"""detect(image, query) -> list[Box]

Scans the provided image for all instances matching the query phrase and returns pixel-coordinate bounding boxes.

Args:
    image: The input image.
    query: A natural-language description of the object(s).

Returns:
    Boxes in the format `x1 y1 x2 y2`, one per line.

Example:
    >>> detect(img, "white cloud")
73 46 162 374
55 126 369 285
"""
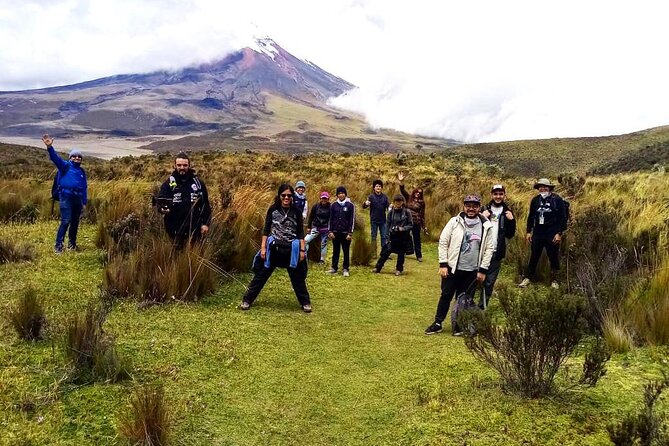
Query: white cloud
1 0 668 142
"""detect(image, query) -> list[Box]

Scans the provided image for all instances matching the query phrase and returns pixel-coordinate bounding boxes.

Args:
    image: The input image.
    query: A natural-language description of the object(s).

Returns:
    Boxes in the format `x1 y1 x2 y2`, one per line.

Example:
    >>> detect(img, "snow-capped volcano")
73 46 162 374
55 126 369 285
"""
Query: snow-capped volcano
0 38 354 137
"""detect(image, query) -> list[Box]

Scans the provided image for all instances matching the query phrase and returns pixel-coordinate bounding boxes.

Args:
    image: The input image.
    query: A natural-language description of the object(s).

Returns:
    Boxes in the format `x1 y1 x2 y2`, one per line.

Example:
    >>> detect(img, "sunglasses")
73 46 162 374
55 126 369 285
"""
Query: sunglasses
280 193 293 198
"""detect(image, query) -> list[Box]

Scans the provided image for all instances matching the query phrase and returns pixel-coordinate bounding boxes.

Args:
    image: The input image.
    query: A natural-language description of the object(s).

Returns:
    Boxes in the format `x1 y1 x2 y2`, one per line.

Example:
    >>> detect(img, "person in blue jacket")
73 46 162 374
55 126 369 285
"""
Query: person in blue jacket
42 134 88 254
363 179 390 255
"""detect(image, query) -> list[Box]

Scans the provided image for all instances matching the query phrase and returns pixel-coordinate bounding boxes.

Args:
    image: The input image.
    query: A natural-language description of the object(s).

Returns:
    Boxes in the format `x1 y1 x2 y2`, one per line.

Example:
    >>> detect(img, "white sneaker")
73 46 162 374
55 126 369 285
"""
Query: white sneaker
343 269 350 277
518 278 531 288
551 280 560 289
326 268 337 274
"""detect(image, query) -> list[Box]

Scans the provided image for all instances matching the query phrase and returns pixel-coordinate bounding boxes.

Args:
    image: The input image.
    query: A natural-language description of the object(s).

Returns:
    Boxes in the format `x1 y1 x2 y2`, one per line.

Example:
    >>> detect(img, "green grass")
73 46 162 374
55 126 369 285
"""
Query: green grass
1 221 668 445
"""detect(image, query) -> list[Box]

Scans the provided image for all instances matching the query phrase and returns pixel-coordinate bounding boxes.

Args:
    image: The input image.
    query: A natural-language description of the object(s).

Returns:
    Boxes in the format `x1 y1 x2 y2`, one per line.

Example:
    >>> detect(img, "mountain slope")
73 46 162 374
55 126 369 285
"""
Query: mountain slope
0 38 353 138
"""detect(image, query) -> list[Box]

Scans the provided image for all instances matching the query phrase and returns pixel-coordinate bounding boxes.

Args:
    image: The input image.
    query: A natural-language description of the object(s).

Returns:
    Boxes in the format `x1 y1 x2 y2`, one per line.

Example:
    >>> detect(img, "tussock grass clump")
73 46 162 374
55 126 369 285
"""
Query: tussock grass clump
629 263 669 345
0 238 36 264
119 384 171 446
351 213 373 266
463 286 609 397
6 287 46 341
64 303 129 383
602 311 635 353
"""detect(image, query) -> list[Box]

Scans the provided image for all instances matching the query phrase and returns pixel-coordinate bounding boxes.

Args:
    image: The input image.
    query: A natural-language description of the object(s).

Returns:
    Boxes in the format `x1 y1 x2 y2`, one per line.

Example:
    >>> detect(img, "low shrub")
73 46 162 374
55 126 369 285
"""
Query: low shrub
602 311 635 353
6 287 46 341
63 303 129 383
119 384 171 446
0 239 36 263
608 372 669 446
462 286 609 397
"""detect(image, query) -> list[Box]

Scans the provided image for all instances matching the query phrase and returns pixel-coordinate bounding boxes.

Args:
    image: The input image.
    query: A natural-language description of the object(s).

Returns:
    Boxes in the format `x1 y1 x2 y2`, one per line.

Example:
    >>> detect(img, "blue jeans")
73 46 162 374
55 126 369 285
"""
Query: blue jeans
305 229 329 261
370 221 388 251
56 194 83 249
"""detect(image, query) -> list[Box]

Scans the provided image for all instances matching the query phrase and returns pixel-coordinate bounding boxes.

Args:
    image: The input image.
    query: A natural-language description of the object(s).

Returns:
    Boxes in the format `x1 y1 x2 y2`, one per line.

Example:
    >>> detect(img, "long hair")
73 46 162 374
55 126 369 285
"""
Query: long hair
273 183 295 208
409 187 424 205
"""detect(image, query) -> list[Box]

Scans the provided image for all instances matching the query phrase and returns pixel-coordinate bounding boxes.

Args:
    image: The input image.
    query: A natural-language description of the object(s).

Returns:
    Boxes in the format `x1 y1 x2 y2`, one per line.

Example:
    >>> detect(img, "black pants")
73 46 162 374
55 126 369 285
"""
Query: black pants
375 232 407 272
434 270 478 324
243 254 310 306
526 234 560 280
411 225 422 259
331 232 351 271
479 257 502 308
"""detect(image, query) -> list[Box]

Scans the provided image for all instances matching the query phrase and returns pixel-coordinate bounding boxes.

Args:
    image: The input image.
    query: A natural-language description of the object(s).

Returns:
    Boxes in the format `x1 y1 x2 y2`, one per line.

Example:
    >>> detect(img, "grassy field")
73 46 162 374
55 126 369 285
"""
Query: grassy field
1 221 667 445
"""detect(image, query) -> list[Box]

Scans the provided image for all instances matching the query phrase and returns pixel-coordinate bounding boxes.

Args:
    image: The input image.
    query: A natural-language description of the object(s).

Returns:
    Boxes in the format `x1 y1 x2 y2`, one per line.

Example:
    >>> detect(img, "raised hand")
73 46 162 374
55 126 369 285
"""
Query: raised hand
397 171 406 182
42 134 54 148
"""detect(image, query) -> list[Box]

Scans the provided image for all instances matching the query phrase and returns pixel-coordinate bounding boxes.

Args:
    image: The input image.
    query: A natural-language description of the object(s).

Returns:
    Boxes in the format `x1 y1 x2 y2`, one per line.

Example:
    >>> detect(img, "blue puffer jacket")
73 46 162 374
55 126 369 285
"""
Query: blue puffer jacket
48 146 88 204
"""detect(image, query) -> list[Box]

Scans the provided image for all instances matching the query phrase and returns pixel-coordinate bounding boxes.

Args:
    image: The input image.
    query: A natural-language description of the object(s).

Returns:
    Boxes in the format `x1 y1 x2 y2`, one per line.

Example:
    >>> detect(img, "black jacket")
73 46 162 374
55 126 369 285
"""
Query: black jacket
483 201 517 260
158 170 212 237
307 202 331 229
387 207 413 253
526 193 568 237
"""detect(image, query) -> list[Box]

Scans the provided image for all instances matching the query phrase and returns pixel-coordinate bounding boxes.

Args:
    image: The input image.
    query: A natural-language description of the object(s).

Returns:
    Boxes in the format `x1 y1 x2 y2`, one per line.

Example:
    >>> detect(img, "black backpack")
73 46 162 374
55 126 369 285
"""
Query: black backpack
451 280 480 334
51 167 67 201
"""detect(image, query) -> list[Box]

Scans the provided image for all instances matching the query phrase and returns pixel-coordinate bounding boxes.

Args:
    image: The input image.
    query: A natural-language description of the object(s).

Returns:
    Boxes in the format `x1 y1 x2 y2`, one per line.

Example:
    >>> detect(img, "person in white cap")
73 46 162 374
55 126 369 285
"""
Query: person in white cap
480 184 516 307
519 178 568 289
294 181 308 220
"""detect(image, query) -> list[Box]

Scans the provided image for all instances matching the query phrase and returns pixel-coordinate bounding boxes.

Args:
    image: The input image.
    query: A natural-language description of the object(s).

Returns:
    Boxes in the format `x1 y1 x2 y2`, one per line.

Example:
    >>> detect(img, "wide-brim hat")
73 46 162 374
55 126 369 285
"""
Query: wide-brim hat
533 178 555 190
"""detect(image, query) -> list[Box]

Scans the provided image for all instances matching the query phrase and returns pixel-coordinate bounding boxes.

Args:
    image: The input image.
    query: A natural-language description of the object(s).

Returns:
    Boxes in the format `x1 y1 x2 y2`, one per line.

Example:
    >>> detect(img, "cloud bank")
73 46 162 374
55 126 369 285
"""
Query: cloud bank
1 0 668 142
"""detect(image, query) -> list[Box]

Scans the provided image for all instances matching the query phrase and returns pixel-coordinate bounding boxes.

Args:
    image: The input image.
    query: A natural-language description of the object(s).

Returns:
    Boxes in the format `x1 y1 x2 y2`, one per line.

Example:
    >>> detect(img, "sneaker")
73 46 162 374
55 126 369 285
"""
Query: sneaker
302 304 312 313
395 270 402 276
318 260 325 265
417 257 423 262
326 268 337 274
452 331 464 337
371 268 380 273
424 322 443 335
551 280 560 289
518 278 531 288
54 246 63 255
239 301 251 311
342 269 350 277
67 244 78 251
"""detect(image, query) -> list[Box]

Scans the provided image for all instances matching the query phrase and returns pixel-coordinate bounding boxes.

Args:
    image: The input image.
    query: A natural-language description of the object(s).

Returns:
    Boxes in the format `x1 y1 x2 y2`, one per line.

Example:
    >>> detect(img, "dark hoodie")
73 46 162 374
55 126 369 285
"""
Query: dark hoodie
158 170 212 237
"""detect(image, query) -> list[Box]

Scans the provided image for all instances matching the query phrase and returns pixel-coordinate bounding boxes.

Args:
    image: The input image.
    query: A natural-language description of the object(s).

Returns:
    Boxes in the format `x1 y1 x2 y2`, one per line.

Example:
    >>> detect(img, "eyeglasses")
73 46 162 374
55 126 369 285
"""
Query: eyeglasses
464 203 480 208
280 194 292 198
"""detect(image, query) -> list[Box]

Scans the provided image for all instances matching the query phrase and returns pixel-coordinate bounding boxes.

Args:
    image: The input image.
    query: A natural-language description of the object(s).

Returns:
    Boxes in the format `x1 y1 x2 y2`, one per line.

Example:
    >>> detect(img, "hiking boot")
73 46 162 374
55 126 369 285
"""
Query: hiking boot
302 304 312 313
395 270 402 276
342 269 350 277
326 268 337 274
551 280 560 289
518 278 531 288
371 268 380 273
239 301 251 311
424 322 443 335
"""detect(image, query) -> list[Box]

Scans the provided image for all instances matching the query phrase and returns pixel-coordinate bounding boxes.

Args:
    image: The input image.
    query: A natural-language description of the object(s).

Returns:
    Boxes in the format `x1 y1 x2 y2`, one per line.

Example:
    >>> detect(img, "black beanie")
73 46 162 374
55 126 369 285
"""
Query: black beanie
336 186 347 196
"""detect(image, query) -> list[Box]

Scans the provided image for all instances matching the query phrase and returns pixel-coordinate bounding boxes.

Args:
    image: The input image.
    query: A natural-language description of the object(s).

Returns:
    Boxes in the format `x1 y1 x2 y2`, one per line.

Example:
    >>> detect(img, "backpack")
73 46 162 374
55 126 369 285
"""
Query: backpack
451 280 480 334
551 194 571 225
50 166 69 201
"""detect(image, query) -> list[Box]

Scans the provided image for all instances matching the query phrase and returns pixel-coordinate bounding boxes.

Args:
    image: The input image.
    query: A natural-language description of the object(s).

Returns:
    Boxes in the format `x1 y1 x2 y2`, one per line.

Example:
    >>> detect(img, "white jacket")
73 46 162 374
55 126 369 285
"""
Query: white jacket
438 213 496 274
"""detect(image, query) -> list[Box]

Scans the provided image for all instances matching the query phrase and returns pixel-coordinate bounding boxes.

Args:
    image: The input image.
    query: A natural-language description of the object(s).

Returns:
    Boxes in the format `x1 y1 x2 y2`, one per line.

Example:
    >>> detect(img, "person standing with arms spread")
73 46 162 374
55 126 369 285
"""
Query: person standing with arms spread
157 152 212 247
327 186 355 277
425 194 496 335
398 171 427 262
240 184 312 312
363 179 390 256
480 184 516 308
42 134 87 254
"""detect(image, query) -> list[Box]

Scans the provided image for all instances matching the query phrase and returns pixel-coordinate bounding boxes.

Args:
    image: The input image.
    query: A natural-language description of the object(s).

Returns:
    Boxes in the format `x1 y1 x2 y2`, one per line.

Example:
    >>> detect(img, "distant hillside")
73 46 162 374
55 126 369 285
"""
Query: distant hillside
590 140 669 174
453 125 669 176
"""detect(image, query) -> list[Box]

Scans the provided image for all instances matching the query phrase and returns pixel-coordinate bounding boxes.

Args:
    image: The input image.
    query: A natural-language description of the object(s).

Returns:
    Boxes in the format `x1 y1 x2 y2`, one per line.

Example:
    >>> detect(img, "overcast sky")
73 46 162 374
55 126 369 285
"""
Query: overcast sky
1 0 667 142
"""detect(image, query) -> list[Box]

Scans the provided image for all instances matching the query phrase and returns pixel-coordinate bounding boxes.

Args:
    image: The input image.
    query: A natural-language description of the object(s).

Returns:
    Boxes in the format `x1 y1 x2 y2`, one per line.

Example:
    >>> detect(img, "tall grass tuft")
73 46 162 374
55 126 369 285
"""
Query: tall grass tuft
351 213 373 266
602 311 634 353
6 287 46 341
0 239 36 264
119 384 171 446
64 303 129 383
629 262 669 345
